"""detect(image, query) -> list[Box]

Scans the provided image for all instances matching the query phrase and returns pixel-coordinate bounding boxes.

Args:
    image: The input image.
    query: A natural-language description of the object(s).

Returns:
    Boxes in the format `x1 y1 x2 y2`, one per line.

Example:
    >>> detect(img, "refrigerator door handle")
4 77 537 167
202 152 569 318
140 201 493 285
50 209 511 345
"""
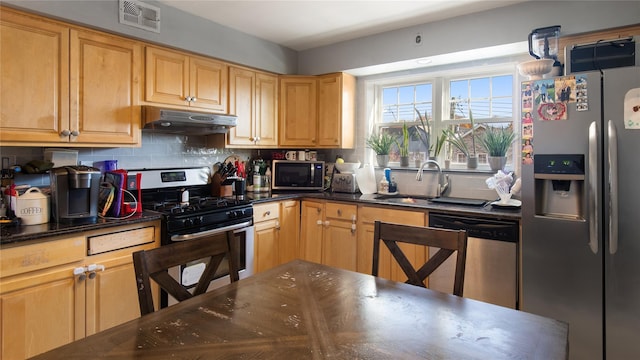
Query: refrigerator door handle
608 120 619 254
588 121 599 254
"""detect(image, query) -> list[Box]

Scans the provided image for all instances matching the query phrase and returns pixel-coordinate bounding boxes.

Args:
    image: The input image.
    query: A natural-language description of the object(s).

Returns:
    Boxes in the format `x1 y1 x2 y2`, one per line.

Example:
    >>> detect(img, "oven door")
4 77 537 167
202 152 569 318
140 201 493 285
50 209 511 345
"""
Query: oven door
163 222 254 308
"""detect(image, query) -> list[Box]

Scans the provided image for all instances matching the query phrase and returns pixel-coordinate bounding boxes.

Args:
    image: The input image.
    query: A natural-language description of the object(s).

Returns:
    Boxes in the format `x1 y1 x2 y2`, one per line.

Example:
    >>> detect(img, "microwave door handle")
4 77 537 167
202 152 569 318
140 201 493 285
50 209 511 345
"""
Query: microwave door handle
310 164 315 184
170 220 252 242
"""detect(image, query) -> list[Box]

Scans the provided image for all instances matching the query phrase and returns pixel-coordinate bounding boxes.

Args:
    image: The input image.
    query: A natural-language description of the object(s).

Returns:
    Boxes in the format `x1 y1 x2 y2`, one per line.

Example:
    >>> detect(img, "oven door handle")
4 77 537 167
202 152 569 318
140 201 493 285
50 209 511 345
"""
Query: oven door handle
170 221 253 242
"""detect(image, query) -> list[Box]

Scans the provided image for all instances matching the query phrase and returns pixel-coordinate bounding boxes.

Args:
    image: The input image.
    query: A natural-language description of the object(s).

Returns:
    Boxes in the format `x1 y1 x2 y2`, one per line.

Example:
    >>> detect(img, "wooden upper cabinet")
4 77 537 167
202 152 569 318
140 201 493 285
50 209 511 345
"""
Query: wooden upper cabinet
0 9 70 144
317 73 355 148
279 73 355 149
70 29 141 145
279 76 318 147
0 8 141 146
227 66 278 147
145 46 227 113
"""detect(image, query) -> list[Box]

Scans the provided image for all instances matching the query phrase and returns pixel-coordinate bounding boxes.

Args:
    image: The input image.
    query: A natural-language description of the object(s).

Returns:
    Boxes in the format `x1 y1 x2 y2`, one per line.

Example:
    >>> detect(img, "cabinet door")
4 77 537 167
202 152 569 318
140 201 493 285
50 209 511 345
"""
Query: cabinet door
0 10 70 144
279 76 317 147
323 219 357 271
84 257 141 336
254 219 279 273
1 267 84 359
145 46 190 106
317 73 355 148
300 200 324 263
189 56 227 112
279 200 300 264
70 29 141 145
255 72 278 146
357 206 425 282
228 67 256 146
317 74 342 147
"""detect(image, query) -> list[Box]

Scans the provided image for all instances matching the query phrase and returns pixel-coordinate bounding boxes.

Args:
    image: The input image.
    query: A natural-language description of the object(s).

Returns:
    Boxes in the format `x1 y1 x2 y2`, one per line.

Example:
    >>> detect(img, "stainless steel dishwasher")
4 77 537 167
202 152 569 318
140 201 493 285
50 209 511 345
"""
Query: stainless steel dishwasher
428 212 519 309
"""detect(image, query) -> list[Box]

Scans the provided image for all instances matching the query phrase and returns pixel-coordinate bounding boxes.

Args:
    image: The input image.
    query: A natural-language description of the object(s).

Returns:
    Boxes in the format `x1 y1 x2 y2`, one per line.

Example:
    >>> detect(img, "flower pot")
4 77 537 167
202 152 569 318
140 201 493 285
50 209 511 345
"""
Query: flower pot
400 156 409 167
488 156 507 172
466 156 478 169
444 159 451 169
376 154 389 168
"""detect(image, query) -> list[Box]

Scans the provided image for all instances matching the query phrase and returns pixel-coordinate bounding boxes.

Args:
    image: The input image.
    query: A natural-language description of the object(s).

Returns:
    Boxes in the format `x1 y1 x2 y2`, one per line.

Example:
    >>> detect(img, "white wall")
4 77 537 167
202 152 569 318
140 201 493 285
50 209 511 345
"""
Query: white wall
298 1 640 75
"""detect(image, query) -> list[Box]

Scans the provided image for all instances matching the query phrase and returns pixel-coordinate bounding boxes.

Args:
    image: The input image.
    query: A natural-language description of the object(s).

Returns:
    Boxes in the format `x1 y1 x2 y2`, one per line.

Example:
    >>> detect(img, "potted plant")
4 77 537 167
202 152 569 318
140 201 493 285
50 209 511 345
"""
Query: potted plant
395 121 410 167
366 131 395 167
445 106 478 169
480 126 515 171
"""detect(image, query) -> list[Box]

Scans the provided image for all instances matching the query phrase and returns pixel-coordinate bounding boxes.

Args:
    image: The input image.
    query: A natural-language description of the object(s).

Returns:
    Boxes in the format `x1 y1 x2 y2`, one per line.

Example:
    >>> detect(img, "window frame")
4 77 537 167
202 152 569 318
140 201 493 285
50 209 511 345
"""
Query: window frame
368 64 520 173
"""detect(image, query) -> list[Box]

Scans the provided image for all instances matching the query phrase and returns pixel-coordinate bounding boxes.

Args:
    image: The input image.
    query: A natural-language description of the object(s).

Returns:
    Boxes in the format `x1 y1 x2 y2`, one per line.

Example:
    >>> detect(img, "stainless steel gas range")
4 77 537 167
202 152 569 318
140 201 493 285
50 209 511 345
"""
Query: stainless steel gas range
130 167 254 308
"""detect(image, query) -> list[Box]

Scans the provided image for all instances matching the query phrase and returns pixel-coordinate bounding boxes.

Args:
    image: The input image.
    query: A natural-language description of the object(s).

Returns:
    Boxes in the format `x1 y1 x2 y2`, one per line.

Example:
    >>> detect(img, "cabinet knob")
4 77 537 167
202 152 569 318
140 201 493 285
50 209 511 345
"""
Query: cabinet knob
324 220 330 227
316 219 323 226
351 223 356 234
264 211 271 216
191 97 197 102
70 130 79 137
255 136 260 142
316 208 321 214
61 129 71 136
337 209 342 216
275 220 280 230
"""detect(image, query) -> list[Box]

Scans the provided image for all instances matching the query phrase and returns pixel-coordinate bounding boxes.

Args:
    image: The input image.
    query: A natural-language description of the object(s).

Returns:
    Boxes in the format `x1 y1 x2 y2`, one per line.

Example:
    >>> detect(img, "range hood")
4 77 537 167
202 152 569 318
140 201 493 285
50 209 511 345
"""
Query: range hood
142 106 237 135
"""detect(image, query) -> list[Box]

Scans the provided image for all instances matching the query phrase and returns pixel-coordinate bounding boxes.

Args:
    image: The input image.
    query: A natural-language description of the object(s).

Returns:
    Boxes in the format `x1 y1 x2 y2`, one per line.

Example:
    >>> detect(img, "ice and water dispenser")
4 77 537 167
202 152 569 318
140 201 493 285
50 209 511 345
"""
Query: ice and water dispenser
534 154 585 220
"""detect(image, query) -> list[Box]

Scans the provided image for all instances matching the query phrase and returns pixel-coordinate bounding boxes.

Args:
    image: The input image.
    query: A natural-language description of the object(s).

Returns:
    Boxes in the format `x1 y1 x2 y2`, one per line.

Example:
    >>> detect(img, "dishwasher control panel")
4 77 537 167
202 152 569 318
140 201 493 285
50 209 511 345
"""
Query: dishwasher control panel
429 213 519 242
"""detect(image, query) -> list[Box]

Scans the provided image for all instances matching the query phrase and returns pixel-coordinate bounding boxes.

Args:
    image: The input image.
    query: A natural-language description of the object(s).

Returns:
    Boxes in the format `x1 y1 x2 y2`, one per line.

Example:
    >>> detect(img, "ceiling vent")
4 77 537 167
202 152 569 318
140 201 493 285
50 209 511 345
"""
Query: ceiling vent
119 0 160 33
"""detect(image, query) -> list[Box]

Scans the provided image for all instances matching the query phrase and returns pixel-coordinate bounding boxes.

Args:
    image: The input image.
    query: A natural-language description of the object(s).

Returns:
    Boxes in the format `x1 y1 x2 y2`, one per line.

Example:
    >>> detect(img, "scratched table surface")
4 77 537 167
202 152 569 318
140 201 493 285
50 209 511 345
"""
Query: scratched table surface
32 259 568 359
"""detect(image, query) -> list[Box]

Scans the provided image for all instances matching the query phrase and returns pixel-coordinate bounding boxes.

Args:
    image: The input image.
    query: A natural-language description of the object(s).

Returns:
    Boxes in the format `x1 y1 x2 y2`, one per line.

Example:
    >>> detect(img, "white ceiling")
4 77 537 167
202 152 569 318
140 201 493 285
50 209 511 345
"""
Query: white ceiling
155 0 527 51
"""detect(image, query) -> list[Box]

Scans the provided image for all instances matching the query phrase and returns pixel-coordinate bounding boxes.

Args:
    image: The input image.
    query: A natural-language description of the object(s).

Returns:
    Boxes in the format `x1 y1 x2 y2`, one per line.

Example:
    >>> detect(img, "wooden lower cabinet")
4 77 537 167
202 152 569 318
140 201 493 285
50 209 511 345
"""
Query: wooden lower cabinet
300 200 358 272
356 206 426 282
278 200 300 264
253 200 300 273
0 220 160 359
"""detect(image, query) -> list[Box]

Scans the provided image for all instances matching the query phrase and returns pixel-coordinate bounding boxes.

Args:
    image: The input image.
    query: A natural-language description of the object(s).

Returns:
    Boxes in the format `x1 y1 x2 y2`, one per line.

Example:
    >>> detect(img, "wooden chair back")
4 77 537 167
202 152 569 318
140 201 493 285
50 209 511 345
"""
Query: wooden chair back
132 231 240 315
372 220 468 296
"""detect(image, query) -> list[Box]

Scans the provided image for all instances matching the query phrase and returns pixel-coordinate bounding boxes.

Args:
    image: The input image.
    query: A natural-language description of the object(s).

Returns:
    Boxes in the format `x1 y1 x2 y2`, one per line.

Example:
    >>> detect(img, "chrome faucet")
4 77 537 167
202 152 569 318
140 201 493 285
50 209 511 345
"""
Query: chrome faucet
416 160 449 197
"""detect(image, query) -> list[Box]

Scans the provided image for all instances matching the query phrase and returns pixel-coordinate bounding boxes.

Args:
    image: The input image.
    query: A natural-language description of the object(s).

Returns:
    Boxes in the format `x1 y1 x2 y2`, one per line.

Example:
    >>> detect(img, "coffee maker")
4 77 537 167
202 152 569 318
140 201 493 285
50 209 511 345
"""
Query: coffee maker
50 166 101 223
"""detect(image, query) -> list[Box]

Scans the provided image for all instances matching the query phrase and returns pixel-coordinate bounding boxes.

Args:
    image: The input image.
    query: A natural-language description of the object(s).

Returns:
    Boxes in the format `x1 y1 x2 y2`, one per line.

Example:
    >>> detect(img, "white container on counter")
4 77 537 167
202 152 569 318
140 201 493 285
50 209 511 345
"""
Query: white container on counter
355 163 377 194
16 187 49 225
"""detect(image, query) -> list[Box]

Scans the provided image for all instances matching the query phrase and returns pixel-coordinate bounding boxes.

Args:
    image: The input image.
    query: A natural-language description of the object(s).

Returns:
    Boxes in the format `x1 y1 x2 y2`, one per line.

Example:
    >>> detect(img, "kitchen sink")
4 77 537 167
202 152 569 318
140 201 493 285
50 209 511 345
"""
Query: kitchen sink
428 197 487 206
374 194 432 201
374 194 487 207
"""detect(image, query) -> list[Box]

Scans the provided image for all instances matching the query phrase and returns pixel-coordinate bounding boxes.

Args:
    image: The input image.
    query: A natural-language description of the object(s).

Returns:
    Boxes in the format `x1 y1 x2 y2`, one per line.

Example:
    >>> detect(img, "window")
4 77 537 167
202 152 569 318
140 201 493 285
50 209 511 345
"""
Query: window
372 66 517 171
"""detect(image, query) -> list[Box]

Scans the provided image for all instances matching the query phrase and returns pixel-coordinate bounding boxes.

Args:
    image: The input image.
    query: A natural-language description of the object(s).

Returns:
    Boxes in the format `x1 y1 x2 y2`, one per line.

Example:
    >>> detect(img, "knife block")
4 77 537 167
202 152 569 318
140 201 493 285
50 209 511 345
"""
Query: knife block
211 174 233 197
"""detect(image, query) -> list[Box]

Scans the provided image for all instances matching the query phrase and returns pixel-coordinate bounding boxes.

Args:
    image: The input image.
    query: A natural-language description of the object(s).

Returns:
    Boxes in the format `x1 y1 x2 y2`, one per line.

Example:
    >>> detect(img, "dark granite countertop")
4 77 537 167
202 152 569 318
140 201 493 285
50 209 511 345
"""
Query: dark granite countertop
2 191 520 246
0 211 163 246
248 191 521 221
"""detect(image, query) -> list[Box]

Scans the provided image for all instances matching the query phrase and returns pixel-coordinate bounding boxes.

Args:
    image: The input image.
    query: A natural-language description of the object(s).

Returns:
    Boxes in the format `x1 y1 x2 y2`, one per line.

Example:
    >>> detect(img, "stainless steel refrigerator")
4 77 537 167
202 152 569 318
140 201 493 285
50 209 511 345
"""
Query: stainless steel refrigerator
521 66 640 360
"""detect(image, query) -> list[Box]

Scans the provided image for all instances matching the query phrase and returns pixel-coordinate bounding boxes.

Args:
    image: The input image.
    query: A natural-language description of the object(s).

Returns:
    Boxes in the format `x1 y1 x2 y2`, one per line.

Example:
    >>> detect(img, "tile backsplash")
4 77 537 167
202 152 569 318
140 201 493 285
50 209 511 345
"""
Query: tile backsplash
2 132 253 187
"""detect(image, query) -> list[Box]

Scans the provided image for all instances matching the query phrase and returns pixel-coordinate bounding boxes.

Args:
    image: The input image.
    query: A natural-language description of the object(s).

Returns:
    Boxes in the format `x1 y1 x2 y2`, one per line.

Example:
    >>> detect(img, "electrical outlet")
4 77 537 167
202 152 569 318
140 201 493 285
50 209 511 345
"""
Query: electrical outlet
414 32 423 46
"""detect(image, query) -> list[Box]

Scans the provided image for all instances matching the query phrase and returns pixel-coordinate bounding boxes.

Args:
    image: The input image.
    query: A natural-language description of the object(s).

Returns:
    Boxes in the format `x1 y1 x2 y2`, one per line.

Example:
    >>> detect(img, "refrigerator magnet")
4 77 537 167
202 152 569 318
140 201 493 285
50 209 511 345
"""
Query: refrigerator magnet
624 88 640 129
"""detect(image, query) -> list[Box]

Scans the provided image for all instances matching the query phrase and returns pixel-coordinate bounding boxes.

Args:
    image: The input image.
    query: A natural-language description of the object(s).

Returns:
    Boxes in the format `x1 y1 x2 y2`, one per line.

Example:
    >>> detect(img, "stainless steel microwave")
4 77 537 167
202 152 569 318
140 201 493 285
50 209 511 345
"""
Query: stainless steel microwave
271 160 325 191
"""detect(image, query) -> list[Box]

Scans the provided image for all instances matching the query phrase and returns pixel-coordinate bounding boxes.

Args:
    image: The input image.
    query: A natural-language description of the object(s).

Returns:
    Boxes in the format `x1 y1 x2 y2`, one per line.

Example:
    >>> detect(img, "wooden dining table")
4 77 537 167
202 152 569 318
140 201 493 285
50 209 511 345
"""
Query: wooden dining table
32 259 568 359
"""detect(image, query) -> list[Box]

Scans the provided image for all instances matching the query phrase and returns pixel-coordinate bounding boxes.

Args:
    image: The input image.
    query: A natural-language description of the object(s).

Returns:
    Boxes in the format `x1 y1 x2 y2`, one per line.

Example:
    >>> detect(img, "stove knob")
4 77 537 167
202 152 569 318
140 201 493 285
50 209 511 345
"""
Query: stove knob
193 216 202 225
183 219 193 227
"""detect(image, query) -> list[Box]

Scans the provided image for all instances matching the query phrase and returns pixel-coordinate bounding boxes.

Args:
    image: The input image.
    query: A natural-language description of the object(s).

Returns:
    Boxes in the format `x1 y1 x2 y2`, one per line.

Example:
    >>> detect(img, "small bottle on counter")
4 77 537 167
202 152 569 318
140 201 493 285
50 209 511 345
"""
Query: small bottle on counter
388 176 397 193
253 165 261 192
379 177 389 194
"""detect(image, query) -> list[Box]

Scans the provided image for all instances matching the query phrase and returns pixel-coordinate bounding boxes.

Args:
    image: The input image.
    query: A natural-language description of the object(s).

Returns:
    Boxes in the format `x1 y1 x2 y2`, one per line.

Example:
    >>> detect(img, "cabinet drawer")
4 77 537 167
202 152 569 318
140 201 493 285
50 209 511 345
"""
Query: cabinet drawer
1 236 86 278
253 202 280 223
87 226 156 255
325 202 357 221
358 207 425 226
